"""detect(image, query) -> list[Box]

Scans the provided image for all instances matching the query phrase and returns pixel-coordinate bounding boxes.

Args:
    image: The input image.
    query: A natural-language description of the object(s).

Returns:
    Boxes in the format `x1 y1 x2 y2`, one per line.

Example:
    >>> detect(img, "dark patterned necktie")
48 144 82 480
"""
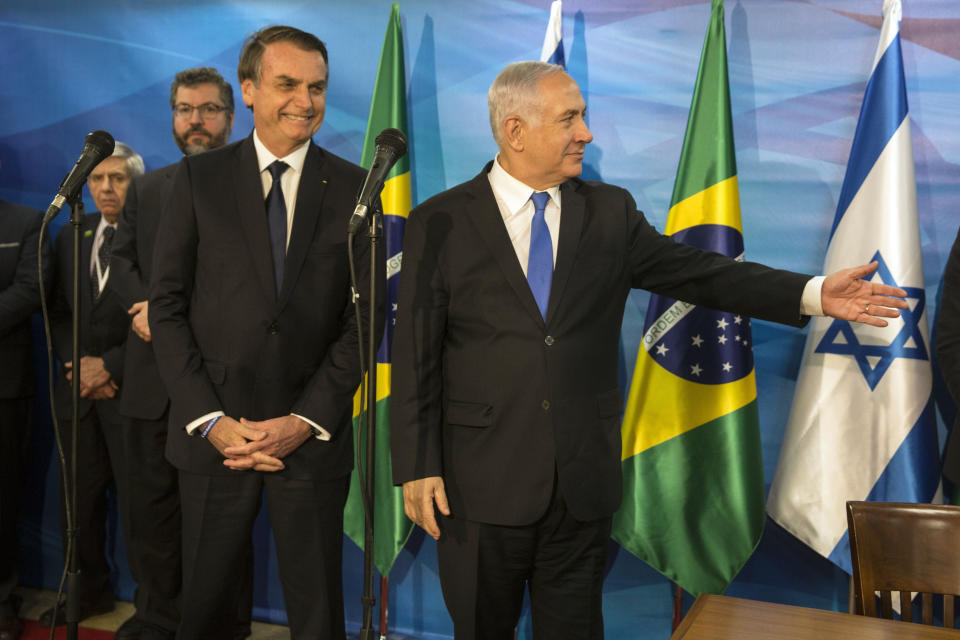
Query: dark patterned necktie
266 160 289 295
95 225 115 298
527 192 553 320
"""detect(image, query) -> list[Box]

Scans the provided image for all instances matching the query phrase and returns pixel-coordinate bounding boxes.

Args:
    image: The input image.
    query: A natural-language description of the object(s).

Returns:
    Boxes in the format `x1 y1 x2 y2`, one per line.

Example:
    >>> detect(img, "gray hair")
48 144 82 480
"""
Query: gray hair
112 142 145 178
487 61 565 147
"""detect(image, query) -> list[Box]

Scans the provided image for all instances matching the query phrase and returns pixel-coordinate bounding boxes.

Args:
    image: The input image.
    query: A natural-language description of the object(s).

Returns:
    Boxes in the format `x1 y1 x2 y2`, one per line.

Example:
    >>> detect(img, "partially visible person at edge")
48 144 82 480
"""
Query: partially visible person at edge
0 194 50 640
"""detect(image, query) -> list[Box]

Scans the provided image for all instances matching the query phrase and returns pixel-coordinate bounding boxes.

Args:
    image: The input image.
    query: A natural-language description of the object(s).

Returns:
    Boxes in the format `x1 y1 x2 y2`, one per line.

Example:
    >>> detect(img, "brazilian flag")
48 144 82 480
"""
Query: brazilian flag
343 1 414 577
611 0 764 596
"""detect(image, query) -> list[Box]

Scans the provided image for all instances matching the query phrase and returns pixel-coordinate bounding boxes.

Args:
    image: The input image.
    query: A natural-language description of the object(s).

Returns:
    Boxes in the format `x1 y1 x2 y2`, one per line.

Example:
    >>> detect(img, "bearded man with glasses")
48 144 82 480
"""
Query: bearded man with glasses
109 68 252 640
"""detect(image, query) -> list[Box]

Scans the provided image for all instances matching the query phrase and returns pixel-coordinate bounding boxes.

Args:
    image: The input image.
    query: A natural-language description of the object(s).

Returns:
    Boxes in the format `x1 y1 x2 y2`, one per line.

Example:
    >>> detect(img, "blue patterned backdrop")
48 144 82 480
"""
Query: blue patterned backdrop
2 1 958 638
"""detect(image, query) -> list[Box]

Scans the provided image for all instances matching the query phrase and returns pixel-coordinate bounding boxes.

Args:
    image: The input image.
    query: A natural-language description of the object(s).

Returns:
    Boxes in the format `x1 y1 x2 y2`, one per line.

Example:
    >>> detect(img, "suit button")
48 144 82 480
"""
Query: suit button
268 322 279 335
544 335 555 346
542 400 550 410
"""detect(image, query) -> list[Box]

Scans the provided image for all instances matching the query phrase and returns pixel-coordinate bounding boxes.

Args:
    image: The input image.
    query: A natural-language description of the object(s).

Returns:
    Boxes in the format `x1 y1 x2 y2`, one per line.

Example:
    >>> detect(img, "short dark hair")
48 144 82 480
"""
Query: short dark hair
169 67 234 113
237 25 329 86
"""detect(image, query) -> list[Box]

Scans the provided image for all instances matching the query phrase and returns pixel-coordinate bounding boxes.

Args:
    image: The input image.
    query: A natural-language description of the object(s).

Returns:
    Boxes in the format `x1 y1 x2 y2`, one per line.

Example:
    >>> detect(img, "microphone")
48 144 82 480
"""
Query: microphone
347 128 408 235
44 130 116 223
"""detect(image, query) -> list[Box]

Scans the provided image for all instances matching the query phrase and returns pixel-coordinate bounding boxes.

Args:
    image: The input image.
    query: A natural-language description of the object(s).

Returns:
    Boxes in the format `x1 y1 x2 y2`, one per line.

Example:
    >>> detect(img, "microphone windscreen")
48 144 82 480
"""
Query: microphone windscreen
375 128 407 157
85 130 116 157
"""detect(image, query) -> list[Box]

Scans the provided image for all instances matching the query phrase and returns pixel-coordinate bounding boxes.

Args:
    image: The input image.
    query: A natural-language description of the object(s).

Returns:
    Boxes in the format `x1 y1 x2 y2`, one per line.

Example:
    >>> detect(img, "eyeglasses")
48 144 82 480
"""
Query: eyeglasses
173 103 229 120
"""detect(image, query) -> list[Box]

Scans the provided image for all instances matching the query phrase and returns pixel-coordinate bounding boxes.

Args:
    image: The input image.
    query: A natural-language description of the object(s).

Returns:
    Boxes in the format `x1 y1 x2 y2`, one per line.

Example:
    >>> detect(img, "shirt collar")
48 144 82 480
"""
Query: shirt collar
253 130 310 175
95 215 116 236
488 155 561 215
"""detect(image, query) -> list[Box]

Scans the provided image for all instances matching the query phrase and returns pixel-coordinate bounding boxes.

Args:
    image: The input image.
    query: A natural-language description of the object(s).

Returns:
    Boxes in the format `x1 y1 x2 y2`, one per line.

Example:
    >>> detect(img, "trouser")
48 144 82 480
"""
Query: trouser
177 469 349 640
0 397 32 605
437 492 611 640
57 397 129 608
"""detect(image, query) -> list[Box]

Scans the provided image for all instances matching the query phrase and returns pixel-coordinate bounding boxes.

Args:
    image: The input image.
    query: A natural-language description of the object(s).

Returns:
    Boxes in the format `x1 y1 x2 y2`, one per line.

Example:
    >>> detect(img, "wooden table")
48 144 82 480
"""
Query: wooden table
670 594 960 639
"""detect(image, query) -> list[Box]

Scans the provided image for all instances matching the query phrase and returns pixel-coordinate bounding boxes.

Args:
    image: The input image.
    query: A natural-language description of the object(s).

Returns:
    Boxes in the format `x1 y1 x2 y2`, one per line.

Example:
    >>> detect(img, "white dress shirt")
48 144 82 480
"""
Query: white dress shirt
487 156 560 274
91 216 117 295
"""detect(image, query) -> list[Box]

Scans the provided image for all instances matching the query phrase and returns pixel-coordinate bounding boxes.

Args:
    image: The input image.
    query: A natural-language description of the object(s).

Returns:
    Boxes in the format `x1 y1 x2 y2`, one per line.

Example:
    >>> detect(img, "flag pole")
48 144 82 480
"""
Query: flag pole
379 575 390 640
672 583 684 631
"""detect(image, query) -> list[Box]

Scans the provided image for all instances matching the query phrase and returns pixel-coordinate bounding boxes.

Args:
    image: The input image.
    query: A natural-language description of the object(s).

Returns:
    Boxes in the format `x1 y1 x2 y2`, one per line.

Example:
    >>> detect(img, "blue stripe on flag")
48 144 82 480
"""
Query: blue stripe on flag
826 399 941 573
377 214 407 363
830 35 908 239
545 45 565 67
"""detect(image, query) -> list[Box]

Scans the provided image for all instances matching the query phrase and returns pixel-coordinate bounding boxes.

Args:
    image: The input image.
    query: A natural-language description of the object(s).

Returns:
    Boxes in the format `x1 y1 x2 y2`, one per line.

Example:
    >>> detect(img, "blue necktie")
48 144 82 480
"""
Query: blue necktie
527 192 553 320
265 160 288 294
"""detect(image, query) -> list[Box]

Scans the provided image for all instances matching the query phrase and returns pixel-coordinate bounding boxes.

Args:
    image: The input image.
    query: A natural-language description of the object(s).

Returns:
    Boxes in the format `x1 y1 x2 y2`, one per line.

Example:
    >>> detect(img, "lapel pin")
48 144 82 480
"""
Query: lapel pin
84 230 93 238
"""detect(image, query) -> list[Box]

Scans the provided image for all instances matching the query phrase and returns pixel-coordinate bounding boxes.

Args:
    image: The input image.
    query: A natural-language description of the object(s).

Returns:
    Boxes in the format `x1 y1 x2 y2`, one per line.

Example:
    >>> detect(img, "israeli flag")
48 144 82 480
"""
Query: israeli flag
767 0 941 572
539 0 564 67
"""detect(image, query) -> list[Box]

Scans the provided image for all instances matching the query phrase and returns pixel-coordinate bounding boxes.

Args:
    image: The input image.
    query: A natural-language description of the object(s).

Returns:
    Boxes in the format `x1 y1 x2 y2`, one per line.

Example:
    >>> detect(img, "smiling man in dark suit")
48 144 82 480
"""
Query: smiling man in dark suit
45 142 144 628
110 67 247 640
390 61 908 640
149 26 382 640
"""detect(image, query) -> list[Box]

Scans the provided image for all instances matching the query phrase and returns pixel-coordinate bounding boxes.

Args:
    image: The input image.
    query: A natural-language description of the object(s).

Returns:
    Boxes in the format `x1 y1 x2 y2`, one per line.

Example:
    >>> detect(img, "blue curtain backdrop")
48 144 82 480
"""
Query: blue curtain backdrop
2 1 958 638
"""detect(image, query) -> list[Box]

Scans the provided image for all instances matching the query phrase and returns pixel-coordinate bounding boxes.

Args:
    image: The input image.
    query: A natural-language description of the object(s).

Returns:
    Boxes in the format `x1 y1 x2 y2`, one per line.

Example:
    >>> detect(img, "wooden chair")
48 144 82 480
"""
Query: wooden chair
847 500 960 627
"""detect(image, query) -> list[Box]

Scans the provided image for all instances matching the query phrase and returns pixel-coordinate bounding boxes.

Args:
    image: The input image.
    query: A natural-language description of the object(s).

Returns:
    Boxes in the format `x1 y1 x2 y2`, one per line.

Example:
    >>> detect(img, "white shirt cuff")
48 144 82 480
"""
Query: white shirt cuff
187 411 224 435
292 413 332 441
800 276 825 317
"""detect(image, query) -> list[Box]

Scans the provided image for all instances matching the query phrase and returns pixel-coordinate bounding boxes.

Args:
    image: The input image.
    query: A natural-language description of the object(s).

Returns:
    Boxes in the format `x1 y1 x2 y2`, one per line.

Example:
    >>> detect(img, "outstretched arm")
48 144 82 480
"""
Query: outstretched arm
821 261 907 327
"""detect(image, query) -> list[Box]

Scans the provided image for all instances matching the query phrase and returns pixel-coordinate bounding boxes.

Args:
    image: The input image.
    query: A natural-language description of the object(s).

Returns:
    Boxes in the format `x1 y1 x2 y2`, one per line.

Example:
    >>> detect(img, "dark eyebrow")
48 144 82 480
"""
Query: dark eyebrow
274 74 300 84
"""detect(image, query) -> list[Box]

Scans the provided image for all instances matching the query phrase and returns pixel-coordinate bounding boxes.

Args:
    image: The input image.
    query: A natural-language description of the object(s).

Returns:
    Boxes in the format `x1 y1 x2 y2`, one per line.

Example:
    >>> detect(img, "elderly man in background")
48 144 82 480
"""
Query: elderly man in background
43 143 144 628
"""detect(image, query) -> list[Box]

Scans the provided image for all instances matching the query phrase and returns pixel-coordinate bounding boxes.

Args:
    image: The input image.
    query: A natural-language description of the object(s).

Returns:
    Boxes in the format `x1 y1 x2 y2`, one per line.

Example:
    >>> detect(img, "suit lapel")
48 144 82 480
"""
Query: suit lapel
233 135 278 304
545 180 585 323
465 170 545 327
278 143 327 310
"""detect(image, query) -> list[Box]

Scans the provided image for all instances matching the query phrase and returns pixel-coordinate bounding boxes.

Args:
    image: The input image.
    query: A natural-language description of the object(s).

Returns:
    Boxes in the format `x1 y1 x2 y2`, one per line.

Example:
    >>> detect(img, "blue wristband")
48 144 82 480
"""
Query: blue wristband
200 415 221 439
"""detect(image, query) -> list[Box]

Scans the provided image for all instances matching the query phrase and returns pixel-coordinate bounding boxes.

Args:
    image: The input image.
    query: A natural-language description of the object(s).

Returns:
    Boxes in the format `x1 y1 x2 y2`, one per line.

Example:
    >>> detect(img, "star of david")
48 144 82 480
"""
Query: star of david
814 251 927 391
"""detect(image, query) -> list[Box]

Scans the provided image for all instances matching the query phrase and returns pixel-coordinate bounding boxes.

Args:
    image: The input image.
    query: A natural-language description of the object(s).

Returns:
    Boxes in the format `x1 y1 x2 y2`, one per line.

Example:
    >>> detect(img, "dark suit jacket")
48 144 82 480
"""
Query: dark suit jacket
50 212 129 418
936 226 960 482
0 200 48 399
110 163 178 420
391 166 811 527
149 134 383 480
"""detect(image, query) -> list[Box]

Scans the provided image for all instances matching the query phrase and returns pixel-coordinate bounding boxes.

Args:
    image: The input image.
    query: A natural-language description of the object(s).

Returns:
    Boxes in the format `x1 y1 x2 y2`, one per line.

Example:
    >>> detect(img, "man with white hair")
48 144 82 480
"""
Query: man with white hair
43 142 144 628
390 61 907 639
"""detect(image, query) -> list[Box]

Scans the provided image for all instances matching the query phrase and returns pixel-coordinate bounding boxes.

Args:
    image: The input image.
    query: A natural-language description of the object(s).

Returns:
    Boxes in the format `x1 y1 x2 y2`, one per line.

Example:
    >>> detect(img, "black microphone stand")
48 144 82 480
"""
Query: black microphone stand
358 206 382 640
65 197 84 640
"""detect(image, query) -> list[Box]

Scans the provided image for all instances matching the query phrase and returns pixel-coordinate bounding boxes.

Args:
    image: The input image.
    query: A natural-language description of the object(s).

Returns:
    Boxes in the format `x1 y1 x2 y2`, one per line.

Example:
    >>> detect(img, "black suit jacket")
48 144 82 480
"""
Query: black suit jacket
391 166 811 526
936 226 960 482
149 134 383 480
111 163 178 420
50 212 129 418
0 200 48 399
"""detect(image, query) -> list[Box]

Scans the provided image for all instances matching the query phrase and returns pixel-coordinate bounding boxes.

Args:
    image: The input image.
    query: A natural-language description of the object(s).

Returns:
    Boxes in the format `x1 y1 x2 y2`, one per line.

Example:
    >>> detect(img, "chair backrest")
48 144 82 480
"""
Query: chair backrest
847 500 960 627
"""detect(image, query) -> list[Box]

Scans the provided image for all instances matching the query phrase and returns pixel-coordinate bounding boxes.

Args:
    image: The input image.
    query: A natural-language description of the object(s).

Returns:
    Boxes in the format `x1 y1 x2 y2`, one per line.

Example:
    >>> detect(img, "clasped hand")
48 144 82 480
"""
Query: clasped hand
63 356 117 399
206 415 312 472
